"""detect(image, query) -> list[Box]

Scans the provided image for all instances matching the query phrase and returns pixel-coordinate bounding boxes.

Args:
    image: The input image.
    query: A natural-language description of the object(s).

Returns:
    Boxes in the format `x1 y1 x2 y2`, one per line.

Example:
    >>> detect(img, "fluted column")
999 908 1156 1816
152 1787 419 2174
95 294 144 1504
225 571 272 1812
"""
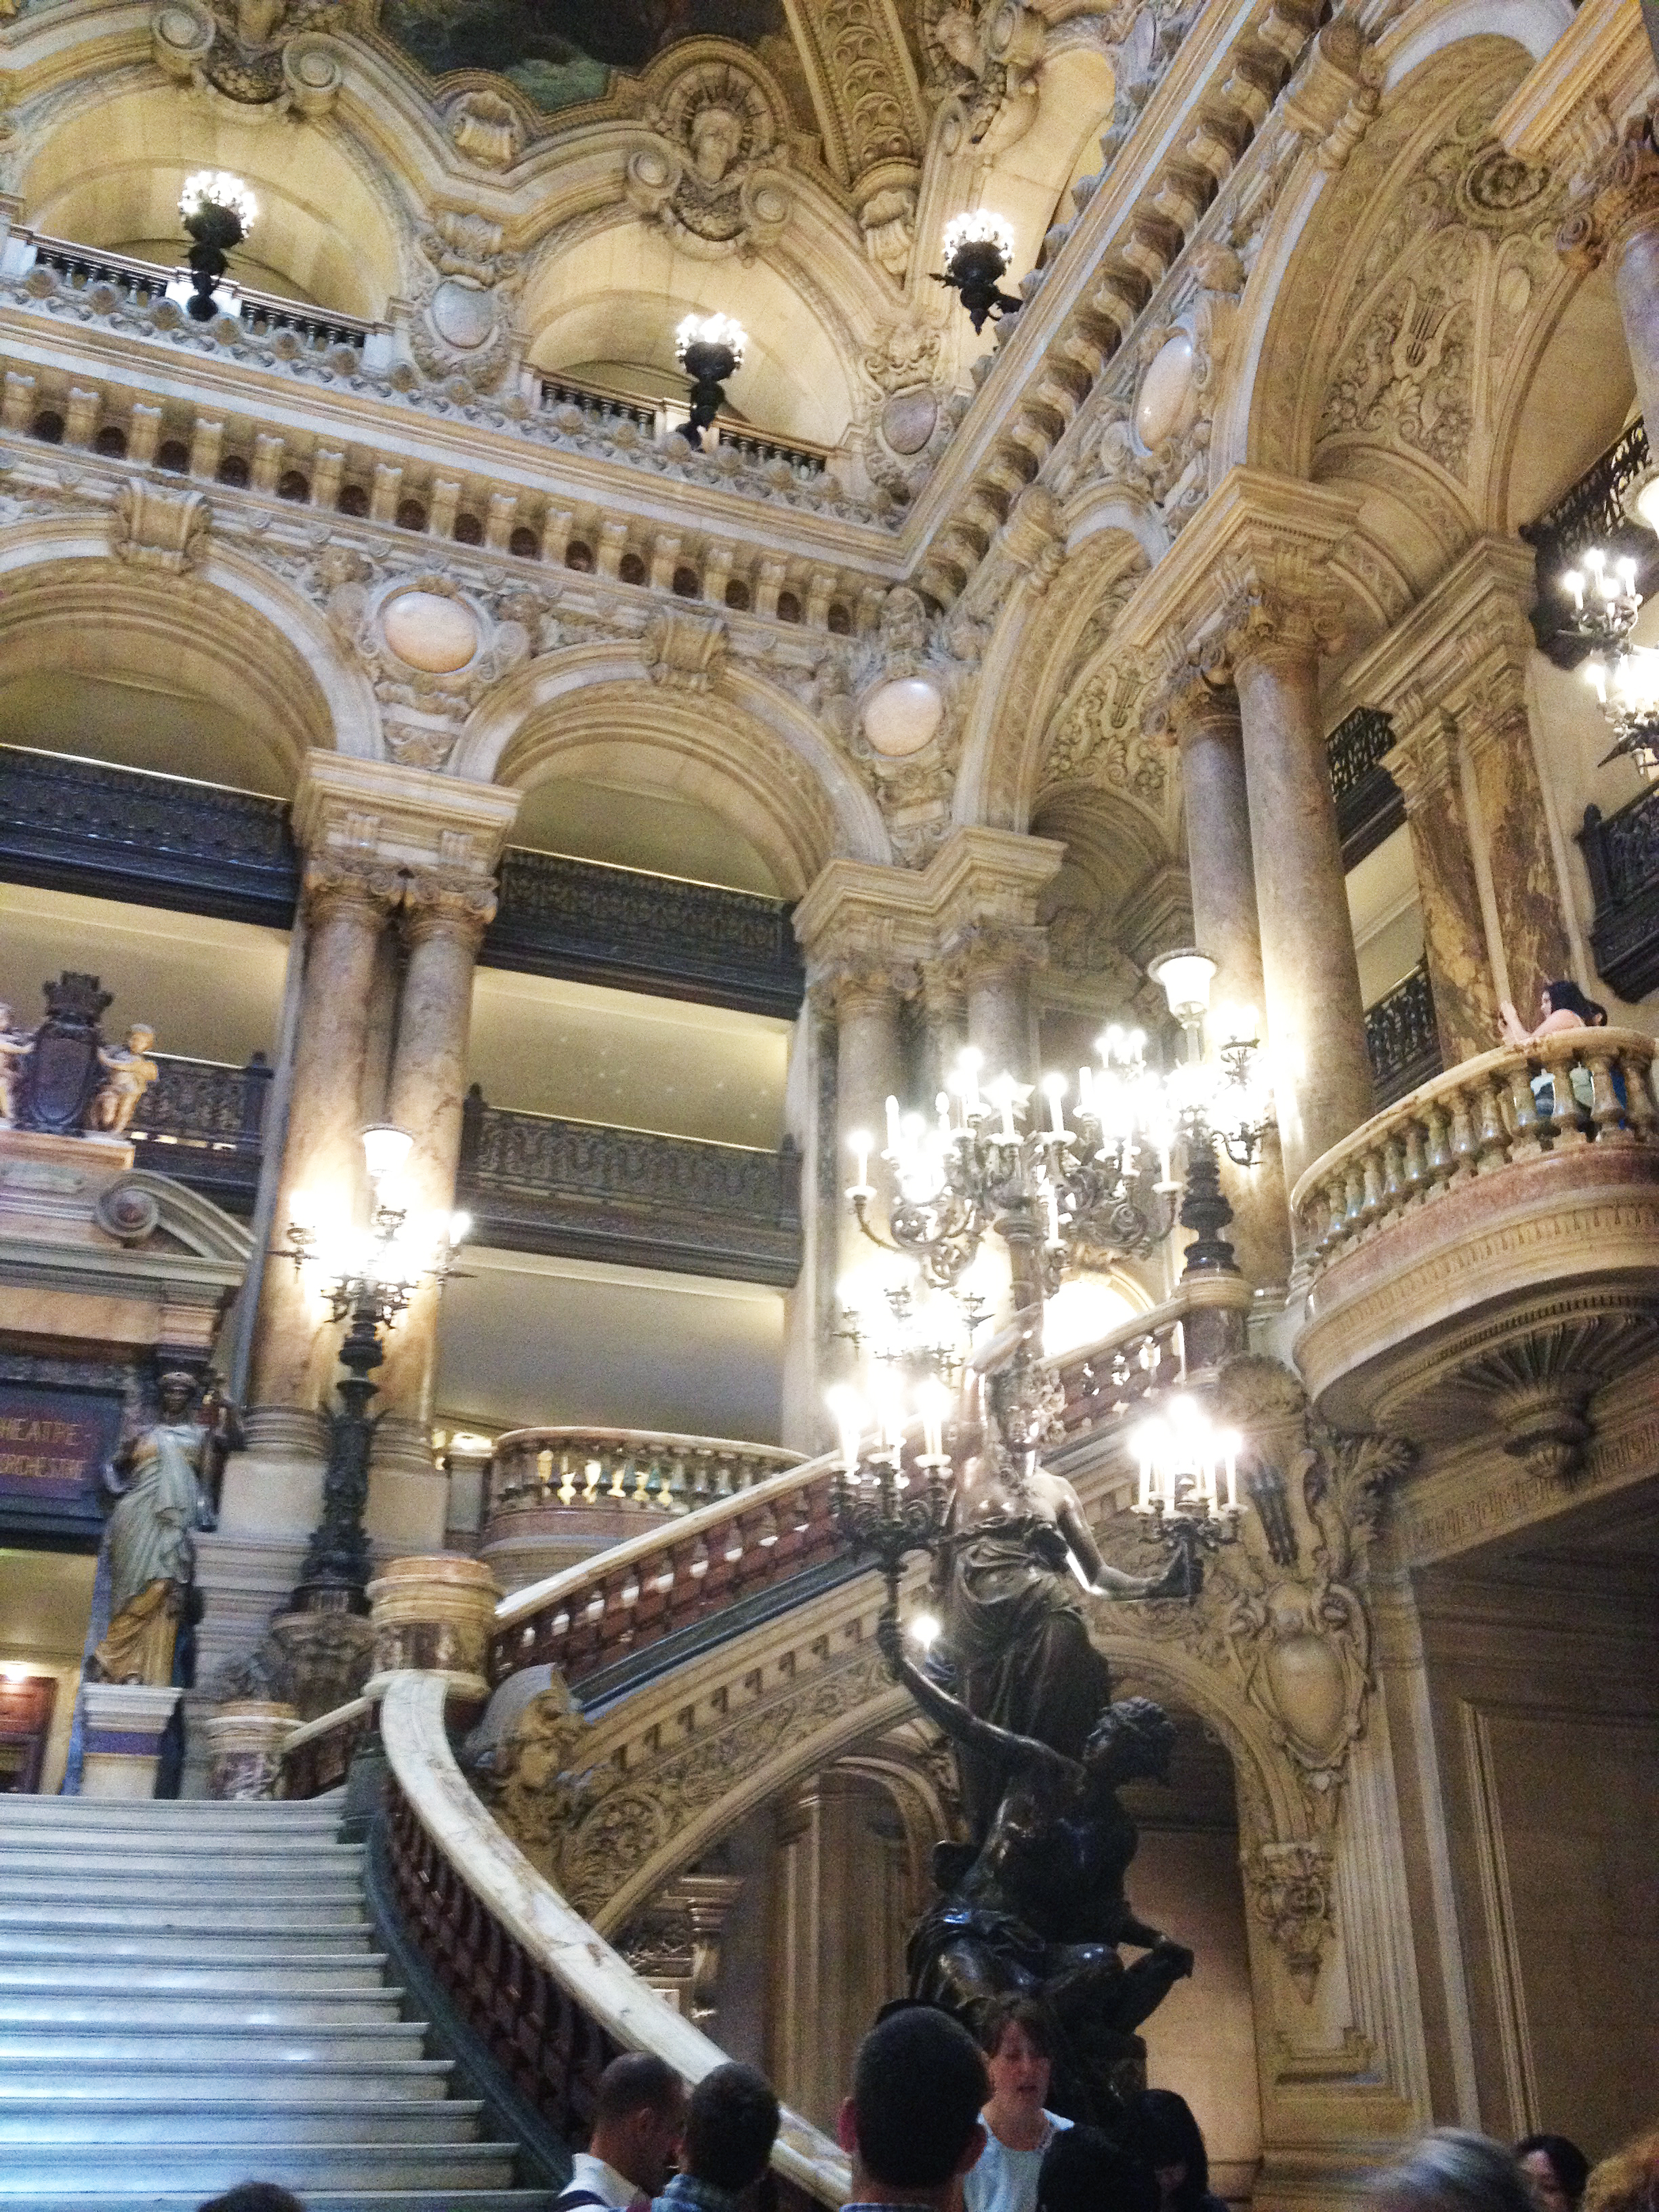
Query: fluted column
246 859 399 1422
1162 668 1292 1289
951 922 1046 1084
1385 710 1500 1062
369 874 497 1543
918 956 968 1098
1559 115 1659 459
1226 589 1374 1195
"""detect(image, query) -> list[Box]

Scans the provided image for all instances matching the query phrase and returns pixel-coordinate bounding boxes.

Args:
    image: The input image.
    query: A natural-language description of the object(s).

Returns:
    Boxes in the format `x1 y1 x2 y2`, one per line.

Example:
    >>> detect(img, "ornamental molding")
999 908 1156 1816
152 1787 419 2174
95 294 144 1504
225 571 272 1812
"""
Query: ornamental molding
407 210 523 398
292 748 520 884
111 478 209 573
621 42 798 264
150 0 346 114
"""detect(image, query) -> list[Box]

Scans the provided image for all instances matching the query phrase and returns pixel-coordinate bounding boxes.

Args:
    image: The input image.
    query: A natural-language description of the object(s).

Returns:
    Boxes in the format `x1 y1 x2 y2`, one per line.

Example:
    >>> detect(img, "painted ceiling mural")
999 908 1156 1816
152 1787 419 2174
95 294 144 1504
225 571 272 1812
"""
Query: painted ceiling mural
383 0 791 112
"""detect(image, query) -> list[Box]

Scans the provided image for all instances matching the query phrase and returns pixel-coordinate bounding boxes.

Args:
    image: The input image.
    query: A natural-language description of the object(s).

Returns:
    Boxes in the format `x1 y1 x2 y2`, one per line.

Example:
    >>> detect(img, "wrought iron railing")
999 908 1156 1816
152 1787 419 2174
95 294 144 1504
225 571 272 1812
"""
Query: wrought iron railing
1364 961 1441 1107
457 1094 801 1286
0 743 298 924
127 1052 272 1213
1580 786 1659 1002
1328 705 1404 869
488 846 803 1017
1521 418 1655 665
21 230 379 350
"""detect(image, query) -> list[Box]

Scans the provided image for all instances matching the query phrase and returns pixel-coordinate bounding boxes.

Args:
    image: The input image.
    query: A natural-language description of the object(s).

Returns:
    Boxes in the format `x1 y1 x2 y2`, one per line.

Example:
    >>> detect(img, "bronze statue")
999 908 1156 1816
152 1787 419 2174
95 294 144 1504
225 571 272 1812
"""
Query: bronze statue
89 1372 229 1686
878 1612 1191 2125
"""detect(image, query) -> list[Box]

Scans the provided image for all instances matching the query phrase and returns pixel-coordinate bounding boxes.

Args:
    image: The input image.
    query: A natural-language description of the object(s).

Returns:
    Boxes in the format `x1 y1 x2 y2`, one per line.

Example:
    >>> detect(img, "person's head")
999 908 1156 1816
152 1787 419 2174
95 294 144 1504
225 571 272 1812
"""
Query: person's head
1083 1698 1178 1791
1372 2131 1536 2212
198 2190 308 2212
684 2063 781 2195
838 2005 988 2203
1584 2133 1659 2212
588 2051 688 2198
980 1998 1057 2121
1540 981 1606 1027
127 1023 156 1051
1125 2090 1210 2212
1038 2126 1160 2212
1516 2137 1591 2212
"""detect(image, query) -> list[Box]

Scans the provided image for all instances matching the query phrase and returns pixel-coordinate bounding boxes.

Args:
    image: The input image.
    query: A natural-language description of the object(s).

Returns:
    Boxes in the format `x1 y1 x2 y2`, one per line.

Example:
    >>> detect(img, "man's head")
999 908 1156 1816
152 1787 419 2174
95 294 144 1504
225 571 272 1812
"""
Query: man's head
838 2005 987 2204
1082 1698 1176 1788
589 2051 689 2199
198 2190 307 2212
1038 2127 1158 2212
684 2063 781 2194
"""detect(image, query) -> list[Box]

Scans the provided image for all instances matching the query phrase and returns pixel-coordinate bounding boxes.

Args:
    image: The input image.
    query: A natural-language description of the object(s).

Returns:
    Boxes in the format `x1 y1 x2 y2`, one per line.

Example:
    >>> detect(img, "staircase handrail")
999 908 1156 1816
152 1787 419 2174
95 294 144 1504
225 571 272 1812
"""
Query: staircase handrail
379 1669 851 2209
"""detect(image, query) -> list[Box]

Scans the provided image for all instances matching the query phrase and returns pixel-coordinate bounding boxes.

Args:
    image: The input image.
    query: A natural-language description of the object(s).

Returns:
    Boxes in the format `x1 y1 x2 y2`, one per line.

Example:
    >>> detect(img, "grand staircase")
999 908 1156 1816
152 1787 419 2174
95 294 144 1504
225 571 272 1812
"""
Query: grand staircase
0 1793 558 2210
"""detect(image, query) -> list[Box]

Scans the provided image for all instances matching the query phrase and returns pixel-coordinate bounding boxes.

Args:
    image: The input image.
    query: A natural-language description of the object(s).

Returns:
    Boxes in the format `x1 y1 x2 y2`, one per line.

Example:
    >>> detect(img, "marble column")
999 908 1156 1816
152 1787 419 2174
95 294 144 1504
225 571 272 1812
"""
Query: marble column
234 860 398 1526
917 956 968 1099
1229 602 1374 1197
1559 117 1659 468
952 922 1046 1084
1460 689 1575 1027
829 960 913 1297
1385 710 1500 1063
1166 670 1292 1290
369 877 497 1547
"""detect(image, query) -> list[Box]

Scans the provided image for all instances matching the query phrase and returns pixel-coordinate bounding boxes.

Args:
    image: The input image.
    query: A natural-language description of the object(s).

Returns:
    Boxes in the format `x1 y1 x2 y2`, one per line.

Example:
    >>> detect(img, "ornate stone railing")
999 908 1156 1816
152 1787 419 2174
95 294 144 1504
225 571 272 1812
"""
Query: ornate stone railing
489 846 804 1018
536 374 832 480
379 1671 847 2207
1291 1029 1659 1276
1580 786 1659 1002
1364 962 1441 1109
128 1050 272 1215
1521 417 1654 664
0 743 298 924
1327 705 1404 869
489 1429 802 1519
458 1098 802 1286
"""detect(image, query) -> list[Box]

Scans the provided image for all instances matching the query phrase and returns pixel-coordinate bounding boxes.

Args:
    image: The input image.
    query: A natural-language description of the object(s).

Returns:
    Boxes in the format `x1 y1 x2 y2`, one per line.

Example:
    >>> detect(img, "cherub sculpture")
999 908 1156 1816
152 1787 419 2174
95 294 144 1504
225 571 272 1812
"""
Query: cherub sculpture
89 1023 160 1136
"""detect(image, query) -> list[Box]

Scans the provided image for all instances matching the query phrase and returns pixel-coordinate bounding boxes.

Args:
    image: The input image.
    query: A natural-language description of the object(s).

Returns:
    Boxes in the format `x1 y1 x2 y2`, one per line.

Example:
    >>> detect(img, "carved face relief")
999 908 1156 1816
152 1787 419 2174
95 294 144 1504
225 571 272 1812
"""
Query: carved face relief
690 102 743 184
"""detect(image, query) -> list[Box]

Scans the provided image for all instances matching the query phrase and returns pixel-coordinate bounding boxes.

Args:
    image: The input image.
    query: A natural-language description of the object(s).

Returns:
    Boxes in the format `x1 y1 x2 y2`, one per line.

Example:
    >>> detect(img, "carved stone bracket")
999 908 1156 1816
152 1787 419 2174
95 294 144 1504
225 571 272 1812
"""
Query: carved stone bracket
112 480 209 573
150 0 345 112
1248 1837 1334 2002
1557 110 1659 274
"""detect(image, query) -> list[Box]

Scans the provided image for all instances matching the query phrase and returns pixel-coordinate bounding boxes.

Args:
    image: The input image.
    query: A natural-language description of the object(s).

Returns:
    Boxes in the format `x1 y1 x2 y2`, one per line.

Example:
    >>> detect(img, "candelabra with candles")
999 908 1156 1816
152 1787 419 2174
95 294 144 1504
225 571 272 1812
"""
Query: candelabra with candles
828 952 1272 1591
278 1123 470 1611
935 211 1023 333
1131 1394 1244 1601
674 312 747 448
1561 544 1659 773
179 170 258 324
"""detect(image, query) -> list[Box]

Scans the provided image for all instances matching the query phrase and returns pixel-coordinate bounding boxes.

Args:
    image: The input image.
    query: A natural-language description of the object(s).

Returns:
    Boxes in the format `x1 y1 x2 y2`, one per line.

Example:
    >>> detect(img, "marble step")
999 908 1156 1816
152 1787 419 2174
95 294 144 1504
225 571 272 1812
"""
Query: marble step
0 1924 377 1961
0 2020 432 2066
1 1898 371 1933
0 1798 342 1826
0 1954 391 1992
0 1982 407 2026
0 1816 356 1850
0 1870 365 1907
21 2194 556 2211
0 2055 455 2101
0 2141 522 2192
0 2095 487 2145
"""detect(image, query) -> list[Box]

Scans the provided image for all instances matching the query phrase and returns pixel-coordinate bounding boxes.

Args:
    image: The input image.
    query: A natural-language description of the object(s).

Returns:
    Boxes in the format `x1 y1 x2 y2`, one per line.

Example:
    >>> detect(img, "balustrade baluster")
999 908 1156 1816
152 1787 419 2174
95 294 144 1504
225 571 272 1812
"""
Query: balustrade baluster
1505 1062 1542 1156
1380 1133 1406 1214
1341 1163 1365 1240
1623 1044 1659 1138
1359 1147 1385 1226
1583 1045 1631 1141
1447 1081 1479 1181
1538 1039 1590 1148
1474 1076 1510 1172
1422 1101 1452 1190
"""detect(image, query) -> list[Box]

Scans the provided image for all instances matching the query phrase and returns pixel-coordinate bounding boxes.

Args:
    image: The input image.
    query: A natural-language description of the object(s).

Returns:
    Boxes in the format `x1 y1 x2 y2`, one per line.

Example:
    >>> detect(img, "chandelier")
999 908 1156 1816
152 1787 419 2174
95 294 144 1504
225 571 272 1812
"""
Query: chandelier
178 169 257 325
828 952 1272 1596
674 312 748 449
935 210 1023 333
1563 544 1659 772
1131 1394 1244 1599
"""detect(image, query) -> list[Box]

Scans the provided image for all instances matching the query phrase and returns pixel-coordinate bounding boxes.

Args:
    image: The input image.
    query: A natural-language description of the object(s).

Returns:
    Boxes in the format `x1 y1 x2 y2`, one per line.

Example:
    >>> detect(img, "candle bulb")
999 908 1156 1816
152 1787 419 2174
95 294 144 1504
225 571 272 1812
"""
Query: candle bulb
937 1090 953 1141
884 1094 902 1154
1225 1439 1240 1515
1564 569 1584 612
1046 1183 1062 1246
851 1132 870 1191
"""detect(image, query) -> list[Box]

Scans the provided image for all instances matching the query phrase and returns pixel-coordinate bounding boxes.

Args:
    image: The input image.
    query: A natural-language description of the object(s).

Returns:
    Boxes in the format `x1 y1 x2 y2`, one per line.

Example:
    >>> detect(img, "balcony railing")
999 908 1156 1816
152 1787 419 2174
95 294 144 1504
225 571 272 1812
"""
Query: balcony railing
1580 786 1659 1002
1365 961 1441 1108
488 1428 802 1524
1328 705 1404 869
457 1094 802 1286
489 847 803 1018
1521 418 1655 666
0 744 298 925
537 371 832 478
128 1051 272 1214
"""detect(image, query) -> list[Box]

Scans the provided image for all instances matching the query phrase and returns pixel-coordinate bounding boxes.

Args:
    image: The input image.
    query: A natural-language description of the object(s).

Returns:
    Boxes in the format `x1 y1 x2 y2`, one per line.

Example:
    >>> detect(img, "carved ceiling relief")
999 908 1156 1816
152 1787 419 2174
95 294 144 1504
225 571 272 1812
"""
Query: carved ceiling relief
1097 1355 1414 2000
1315 83 1562 496
405 209 525 397
623 47 796 260
150 0 346 112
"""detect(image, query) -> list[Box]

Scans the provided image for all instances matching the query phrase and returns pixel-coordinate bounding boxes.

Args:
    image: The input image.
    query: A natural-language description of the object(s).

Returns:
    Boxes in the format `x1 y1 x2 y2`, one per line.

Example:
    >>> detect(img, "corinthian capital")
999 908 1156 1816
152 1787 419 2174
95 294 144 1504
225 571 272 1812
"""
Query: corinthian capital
1557 111 1659 273
1141 649 1242 749
301 855 405 926
944 919 1048 985
400 868 499 948
1213 548 1347 675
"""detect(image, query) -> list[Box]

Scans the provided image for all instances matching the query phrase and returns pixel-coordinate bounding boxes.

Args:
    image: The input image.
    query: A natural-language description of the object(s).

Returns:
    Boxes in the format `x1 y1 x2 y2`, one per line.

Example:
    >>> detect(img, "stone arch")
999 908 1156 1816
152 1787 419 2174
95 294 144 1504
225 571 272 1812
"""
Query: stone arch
955 528 1151 835
0 527 375 785
16 80 407 318
455 644 891 895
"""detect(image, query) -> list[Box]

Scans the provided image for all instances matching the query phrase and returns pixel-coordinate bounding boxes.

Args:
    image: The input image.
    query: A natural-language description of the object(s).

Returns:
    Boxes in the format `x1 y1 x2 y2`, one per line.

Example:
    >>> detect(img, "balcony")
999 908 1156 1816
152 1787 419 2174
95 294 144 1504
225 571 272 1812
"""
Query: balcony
1290 1030 1659 1465
1580 782 1659 1002
1365 961 1441 1108
129 1052 272 1212
1521 418 1656 666
1328 705 1404 869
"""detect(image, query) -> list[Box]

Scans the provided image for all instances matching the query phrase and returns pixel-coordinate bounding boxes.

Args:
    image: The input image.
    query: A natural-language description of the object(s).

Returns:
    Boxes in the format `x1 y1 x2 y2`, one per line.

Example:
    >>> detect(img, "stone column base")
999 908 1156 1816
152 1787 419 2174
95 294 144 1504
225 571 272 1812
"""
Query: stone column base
194 1528 313 1687
81 1683 182 1799
204 1699 299 1799
368 1414 449 1554
218 1406 330 1540
367 1554 499 1700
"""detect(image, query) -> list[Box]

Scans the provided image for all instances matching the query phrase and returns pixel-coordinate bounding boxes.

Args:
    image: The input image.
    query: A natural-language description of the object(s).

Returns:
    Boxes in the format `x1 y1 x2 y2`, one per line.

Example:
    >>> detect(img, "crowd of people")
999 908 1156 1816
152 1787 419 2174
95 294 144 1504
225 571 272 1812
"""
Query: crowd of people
191 2001 1656 2212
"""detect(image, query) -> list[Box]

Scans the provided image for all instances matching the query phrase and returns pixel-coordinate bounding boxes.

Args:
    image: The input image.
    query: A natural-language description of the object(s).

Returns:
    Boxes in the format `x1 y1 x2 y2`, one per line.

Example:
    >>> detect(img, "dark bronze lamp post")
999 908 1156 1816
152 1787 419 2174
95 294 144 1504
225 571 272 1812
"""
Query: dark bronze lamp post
179 170 258 324
674 312 747 449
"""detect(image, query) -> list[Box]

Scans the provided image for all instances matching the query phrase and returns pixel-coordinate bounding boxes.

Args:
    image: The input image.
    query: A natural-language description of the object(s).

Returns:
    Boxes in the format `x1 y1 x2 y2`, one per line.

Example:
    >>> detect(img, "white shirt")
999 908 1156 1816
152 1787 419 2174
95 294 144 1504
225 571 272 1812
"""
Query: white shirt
964 2111 1073 2212
561 2151 640 2210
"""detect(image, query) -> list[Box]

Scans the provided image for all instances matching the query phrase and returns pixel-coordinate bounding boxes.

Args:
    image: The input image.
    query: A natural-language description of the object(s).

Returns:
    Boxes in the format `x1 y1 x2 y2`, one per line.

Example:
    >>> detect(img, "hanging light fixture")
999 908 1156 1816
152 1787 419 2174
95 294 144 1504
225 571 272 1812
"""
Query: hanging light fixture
935 211 1023 333
178 170 258 323
1562 544 1659 772
674 312 747 448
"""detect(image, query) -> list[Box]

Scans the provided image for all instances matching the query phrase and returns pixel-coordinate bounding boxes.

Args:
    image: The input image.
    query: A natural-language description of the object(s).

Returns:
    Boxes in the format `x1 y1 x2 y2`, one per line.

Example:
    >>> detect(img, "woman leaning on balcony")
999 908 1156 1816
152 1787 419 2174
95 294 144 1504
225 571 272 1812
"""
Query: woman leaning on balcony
1498 979 1618 1117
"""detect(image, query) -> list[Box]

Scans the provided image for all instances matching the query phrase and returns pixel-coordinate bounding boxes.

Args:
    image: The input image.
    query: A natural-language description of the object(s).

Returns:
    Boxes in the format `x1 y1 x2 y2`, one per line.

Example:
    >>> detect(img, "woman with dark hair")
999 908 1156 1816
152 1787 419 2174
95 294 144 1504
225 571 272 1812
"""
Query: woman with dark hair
1500 980 1607 1046
964 1998 1072 2212
1123 2091 1226 2212
1515 2136 1592 2212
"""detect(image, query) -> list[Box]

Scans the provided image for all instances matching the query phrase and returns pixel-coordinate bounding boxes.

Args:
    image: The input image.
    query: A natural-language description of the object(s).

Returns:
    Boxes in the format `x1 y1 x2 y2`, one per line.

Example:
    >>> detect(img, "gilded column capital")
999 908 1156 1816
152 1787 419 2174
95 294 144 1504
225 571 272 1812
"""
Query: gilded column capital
399 868 499 949
1557 111 1659 273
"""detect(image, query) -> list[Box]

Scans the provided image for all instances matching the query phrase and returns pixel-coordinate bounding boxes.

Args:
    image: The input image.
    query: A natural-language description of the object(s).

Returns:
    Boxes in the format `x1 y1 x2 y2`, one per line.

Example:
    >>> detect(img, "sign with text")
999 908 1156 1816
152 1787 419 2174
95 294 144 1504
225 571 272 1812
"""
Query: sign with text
0 1382 123 1542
